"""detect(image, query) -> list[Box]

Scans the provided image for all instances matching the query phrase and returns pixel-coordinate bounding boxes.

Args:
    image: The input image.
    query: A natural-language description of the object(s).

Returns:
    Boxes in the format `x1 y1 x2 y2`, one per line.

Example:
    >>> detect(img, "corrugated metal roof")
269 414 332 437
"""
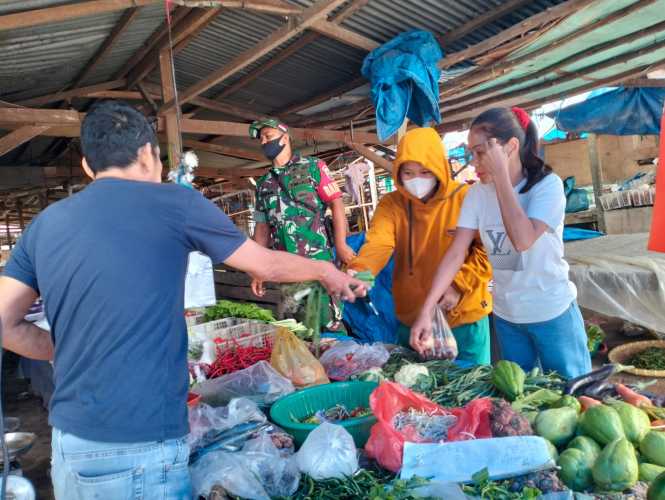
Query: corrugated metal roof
0 12 121 100
0 0 78 14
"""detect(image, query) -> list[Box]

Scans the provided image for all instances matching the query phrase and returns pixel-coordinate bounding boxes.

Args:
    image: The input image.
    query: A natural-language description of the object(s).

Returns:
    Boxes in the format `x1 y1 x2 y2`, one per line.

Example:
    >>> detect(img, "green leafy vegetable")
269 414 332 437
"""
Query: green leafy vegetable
204 300 275 322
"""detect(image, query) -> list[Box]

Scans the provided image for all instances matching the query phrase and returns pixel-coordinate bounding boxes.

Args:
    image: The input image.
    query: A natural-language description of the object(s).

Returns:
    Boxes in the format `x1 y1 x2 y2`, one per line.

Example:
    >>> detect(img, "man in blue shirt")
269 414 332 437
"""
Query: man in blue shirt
0 101 365 499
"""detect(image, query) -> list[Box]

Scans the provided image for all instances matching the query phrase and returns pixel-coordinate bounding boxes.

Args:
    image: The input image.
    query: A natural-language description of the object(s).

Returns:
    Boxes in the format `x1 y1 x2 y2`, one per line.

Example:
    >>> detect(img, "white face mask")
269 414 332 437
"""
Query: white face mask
403 177 437 199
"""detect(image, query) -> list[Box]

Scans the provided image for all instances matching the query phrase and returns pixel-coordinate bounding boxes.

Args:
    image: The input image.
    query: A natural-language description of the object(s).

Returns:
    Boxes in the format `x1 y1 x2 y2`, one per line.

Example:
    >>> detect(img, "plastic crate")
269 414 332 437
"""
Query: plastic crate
189 318 277 347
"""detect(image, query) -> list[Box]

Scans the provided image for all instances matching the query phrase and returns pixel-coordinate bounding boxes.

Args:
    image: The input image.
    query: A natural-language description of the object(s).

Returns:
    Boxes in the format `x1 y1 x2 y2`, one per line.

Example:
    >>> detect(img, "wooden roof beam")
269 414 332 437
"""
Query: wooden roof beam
310 20 379 51
346 142 392 172
171 0 302 16
68 7 142 89
0 0 159 32
183 139 264 161
164 0 350 111
0 108 382 143
16 79 127 107
0 126 52 157
128 7 223 88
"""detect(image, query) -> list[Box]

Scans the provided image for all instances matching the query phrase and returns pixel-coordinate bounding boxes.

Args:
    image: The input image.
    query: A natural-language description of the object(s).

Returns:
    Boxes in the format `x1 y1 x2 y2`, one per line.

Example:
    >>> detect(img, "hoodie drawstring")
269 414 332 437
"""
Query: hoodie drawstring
408 200 414 276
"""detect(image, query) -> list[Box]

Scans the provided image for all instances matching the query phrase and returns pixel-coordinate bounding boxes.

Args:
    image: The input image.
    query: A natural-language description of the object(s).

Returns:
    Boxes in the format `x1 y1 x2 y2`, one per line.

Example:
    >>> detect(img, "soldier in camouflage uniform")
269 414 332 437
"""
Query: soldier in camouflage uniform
249 118 356 331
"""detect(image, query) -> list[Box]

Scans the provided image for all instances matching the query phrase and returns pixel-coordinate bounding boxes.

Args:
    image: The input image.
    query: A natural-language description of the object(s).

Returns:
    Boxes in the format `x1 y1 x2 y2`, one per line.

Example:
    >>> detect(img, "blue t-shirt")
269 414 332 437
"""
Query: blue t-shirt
3 178 247 442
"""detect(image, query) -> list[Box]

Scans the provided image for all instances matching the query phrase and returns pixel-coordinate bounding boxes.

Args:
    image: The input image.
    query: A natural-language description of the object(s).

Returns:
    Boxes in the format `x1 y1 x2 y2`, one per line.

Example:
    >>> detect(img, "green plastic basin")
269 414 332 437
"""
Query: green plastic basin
269 381 378 448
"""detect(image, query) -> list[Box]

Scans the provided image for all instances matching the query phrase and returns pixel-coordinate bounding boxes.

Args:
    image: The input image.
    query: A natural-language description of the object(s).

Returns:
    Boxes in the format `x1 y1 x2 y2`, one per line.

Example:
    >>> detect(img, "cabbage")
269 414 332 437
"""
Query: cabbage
394 364 429 388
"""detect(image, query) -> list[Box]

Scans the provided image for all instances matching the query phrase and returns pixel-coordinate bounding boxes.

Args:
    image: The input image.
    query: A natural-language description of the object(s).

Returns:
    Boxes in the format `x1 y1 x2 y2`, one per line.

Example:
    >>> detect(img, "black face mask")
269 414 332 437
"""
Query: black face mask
262 137 286 160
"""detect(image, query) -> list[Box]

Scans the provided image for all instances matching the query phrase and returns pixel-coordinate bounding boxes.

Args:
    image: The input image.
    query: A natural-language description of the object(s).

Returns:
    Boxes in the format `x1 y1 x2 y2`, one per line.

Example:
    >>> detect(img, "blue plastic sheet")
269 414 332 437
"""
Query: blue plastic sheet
361 30 442 141
563 227 603 242
342 233 399 343
547 87 665 135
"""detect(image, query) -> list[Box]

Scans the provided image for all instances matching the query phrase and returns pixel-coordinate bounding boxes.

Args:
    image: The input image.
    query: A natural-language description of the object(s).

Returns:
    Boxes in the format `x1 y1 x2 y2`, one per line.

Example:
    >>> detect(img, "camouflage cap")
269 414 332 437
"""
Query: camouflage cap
248 118 289 139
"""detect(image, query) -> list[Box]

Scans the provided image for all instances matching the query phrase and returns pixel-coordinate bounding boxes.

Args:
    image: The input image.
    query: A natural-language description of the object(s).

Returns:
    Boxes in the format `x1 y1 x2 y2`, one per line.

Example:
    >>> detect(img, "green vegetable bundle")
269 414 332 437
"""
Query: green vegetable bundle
204 299 275 322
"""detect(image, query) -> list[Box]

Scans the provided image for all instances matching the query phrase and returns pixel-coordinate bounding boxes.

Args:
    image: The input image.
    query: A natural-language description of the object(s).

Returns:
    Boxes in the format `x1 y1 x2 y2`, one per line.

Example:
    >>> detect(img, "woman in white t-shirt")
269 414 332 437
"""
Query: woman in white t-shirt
411 107 591 378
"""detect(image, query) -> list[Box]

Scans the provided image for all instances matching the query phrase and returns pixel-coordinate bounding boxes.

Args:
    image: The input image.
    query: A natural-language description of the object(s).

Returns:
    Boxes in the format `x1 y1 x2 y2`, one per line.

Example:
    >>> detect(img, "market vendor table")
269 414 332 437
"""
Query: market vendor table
564 233 665 337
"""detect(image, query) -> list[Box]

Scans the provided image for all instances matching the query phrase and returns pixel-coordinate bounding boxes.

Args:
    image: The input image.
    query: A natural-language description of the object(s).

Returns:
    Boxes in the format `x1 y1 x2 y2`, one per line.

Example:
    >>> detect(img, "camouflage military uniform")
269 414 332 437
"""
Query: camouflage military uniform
254 154 343 330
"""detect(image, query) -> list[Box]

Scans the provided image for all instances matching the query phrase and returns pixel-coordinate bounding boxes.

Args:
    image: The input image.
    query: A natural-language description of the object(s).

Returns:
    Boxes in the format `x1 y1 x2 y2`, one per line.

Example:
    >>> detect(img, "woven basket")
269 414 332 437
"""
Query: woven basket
608 340 665 378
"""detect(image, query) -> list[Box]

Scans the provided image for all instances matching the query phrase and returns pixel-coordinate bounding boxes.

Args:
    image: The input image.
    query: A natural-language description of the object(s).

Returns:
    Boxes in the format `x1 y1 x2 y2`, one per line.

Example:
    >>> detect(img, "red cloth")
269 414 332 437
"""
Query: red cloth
315 160 342 203
648 108 665 252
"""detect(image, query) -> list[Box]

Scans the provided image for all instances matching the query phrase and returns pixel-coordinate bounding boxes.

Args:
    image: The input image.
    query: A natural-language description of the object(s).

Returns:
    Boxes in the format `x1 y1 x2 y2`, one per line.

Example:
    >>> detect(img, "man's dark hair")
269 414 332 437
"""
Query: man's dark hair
81 101 158 173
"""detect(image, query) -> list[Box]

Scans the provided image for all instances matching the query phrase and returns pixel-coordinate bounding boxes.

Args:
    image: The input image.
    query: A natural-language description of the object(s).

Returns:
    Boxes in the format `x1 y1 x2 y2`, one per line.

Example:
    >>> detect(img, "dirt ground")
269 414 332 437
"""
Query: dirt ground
2 312 663 500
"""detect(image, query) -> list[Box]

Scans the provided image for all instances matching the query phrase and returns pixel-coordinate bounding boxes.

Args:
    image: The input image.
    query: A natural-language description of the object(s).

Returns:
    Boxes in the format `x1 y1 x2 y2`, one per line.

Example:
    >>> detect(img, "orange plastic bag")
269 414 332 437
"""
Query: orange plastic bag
364 381 492 472
270 328 329 388
648 107 665 252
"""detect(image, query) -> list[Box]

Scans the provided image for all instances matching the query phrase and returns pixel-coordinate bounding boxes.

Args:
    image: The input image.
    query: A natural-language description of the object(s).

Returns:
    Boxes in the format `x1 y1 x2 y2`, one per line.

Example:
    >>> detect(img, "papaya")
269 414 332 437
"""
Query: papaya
552 395 582 414
648 471 665 500
592 438 638 492
609 401 650 444
640 431 665 467
567 436 602 464
535 407 578 447
578 404 625 446
641 463 665 483
558 448 593 491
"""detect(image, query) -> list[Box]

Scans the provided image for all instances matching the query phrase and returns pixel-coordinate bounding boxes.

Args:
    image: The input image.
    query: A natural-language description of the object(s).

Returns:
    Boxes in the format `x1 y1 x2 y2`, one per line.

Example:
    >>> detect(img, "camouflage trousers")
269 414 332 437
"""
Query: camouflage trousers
280 282 345 332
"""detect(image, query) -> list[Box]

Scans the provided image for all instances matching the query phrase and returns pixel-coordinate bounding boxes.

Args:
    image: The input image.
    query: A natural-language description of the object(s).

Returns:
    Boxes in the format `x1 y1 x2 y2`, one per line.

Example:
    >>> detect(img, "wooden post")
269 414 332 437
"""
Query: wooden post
159 46 182 170
587 134 606 233
5 214 11 249
17 200 25 230
367 160 378 211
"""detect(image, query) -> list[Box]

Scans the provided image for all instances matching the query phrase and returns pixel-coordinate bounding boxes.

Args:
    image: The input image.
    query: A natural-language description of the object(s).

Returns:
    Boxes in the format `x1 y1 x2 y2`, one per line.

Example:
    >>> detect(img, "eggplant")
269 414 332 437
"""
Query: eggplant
582 379 616 399
564 364 624 396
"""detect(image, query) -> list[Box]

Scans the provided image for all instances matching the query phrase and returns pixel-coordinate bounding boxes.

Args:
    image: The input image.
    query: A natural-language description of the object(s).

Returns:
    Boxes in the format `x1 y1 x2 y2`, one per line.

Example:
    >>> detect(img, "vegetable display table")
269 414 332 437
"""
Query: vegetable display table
565 233 665 338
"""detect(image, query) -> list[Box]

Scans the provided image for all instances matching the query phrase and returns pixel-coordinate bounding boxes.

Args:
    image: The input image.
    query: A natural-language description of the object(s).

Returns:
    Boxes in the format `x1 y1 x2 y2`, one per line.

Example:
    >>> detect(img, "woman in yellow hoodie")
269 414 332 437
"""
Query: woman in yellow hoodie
349 127 493 364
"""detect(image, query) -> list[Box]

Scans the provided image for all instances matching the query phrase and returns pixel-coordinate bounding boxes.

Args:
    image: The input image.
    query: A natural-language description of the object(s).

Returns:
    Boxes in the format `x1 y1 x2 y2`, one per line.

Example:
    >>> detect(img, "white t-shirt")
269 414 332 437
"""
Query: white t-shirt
457 174 576 323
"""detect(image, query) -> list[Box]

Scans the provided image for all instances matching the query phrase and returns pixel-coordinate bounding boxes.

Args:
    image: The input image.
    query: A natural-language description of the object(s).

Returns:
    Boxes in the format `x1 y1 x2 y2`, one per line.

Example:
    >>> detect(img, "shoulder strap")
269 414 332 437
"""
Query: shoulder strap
269 169 319 214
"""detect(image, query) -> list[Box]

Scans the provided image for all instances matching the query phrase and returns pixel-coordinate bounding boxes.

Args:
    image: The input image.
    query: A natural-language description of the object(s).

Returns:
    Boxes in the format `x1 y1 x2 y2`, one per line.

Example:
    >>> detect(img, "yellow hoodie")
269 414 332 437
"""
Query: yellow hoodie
350 128 492 328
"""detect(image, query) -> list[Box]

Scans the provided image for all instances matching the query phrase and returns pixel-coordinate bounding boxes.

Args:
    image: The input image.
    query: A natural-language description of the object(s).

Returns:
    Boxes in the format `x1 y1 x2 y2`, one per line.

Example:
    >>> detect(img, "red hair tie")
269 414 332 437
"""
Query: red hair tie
511 107 530 131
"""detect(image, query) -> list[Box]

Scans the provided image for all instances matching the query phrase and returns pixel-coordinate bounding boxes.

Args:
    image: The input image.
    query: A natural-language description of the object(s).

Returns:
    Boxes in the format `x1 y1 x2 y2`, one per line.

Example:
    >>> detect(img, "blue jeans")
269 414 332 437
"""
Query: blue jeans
493 302 592 379
51 428 192 500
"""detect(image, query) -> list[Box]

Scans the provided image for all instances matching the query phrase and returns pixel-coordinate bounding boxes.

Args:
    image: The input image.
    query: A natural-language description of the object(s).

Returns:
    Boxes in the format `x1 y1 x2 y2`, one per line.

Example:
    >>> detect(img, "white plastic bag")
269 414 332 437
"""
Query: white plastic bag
296 422 359 480
192 361 295 408
187 398 266 452
319 341 390 380
184 251 216 309
422 306 458 360
190 434 300 499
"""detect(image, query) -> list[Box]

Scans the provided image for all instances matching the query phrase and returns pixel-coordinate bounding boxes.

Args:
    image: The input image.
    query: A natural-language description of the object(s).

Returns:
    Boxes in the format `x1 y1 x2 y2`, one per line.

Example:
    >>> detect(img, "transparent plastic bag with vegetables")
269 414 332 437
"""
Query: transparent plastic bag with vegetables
421 306 458 360
192 360 295 408
320 340 390 380
270 328 329 387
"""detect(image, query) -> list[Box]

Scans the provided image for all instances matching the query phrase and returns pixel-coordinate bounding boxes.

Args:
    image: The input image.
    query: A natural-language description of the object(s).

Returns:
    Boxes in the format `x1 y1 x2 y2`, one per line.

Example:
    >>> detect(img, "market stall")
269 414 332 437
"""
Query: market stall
181 296 665 500
565 233 665 338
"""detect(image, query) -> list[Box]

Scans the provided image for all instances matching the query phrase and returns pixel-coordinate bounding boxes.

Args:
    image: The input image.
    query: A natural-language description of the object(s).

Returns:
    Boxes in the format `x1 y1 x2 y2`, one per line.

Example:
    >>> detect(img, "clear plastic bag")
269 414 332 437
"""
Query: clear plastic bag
190 435 300 500
187 398 266 452
422 306 458 360
192 361 295 408
295 422 359 480
270 328 329 387
319 340 390 380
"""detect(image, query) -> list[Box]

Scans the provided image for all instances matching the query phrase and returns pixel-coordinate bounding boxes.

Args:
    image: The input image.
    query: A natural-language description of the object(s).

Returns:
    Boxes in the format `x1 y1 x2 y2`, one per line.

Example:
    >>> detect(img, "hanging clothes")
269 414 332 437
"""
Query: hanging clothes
344 162 370 205
361 30 443 141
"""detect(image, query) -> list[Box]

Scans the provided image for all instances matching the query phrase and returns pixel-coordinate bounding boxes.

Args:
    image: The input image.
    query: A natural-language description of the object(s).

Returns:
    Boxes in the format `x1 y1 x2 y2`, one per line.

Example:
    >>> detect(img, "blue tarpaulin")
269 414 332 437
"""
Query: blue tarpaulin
342 233 398 343
361 30 442 142
547 87 665 136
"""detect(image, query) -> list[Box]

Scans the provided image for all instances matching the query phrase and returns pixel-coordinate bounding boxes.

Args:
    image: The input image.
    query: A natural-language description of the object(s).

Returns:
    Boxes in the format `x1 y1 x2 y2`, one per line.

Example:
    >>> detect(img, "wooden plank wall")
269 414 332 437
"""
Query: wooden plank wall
544 135 658 186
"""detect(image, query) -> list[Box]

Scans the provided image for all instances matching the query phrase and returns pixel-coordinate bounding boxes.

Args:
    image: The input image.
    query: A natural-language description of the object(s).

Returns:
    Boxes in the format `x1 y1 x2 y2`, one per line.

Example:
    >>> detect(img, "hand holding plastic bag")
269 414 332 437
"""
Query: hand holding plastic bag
296 422 359 480
422 306 458 360
320 341 390 380
270 328 329 387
